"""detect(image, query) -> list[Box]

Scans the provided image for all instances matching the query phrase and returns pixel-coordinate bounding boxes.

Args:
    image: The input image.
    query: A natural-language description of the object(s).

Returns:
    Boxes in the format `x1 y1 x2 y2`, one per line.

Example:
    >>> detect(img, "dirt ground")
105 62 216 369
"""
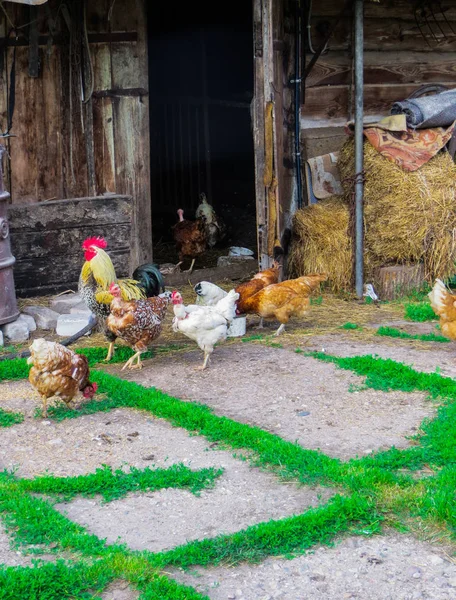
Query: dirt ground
1 304 456 599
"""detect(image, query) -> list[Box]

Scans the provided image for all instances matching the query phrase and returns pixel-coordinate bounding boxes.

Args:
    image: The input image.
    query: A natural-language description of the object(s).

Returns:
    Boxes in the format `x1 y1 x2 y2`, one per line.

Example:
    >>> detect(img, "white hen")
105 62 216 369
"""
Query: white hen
194 281 227 306
171 289 239 369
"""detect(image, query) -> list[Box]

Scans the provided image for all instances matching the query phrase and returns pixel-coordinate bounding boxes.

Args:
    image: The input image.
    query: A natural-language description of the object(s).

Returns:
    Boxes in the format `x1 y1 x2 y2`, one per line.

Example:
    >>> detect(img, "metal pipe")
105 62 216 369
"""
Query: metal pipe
354 0 364 299
294 0 303 209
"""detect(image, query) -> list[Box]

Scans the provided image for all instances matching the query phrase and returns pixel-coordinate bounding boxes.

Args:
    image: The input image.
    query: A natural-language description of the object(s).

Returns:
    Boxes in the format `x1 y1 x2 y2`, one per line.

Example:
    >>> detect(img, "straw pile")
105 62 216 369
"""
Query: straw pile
288 197 352 292
290 139 456 291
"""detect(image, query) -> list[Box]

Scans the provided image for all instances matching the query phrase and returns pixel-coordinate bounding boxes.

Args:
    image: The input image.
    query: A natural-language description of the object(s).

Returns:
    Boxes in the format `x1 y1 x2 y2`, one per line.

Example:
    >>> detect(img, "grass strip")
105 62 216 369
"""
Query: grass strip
302 350 456 468
0 559 115 600
404 302 436 322
376 326 449 344
0 343 189 383
152 493 380 569
0 407 24 428
17 464 223 502
340 322 361 330
68 369 344 487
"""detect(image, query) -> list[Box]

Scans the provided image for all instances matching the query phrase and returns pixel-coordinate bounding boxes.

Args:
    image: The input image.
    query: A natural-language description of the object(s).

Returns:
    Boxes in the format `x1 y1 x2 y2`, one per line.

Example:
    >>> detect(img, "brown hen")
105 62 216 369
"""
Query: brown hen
28 339 97 417
238 273 327 335
172 208 207 273
429 279 456 342
106 284 171 370
235 261 281 325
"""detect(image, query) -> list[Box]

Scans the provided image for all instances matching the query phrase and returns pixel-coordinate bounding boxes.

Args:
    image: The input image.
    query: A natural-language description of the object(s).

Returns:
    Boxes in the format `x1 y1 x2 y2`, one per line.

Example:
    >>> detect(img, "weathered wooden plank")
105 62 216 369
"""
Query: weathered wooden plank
11 224 131 259
8 195 134 296
12 247 131 297
110 0 152 267
301 82 456 120
306 51 456 87
311 0 456 21
5 44 61 203
8 195 132 231
311 17 456 52
93 98 116 194
59 15 89 200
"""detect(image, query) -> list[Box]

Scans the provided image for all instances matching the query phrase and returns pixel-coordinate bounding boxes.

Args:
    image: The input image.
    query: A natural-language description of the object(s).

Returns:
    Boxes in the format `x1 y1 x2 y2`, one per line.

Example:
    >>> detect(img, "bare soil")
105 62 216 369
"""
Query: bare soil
1 315 455 598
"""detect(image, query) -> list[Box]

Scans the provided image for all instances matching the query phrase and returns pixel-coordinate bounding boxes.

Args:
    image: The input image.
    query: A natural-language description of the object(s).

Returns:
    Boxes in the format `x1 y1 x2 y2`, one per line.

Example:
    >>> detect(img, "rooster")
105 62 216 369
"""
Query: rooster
79 237 164 361
195 192 226 248
429 279 456 342
171 289 239 369
28 339 97 417
236 273 327 335
106 283 172 370
172 208 207 273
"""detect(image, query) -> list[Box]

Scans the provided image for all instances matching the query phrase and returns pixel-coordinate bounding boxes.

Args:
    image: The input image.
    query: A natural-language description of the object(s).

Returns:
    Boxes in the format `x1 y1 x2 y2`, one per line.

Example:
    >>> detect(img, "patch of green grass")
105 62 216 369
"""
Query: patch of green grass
241 334 266 342
0 560 115 600
0 407 24 427
340 322 361 330
17 464 223 502
153 493 380 569
404 302 436 322
303 350 456 469
310 295 323 306
3 341 456 595
376 326 450 344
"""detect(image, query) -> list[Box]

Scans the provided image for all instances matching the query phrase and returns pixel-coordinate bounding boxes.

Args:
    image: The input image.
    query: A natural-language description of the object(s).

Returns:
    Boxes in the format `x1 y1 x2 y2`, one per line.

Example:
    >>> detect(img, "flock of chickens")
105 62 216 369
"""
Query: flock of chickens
171 193 227 273
26 203 456 418
27 235 327 416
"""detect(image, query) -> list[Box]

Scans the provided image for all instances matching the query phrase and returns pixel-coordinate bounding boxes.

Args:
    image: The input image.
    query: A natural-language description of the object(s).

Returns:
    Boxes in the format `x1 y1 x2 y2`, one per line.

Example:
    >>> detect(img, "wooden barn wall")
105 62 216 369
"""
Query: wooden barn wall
0 0 151 270
301 0 456 127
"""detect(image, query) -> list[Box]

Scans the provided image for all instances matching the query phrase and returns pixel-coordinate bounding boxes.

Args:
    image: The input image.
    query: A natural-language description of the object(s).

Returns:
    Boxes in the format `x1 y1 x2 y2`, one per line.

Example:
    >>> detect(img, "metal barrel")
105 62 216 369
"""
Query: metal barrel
0 145 19 325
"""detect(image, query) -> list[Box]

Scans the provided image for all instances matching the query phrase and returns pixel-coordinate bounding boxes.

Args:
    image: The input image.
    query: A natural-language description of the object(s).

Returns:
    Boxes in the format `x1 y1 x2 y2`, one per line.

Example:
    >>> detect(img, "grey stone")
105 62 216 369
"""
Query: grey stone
70 301 92 315
22 306 59 330
17 313 36 332
49 293 82 314
56 314 95 337
1 319 29 343
217 255 255 268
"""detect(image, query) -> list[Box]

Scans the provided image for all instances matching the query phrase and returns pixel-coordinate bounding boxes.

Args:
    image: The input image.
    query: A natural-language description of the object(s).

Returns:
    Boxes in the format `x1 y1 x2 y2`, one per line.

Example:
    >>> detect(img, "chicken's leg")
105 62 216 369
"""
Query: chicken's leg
196 351 211 370
185 258 196 274
105 342 115 362
257 317 264 329
41 395 49 418
121 351 143 371
273 323 286 336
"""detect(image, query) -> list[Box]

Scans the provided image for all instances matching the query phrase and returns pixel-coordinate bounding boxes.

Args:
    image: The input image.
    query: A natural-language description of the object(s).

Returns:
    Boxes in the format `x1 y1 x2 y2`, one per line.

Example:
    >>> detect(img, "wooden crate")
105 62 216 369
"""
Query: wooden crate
8 195 133 297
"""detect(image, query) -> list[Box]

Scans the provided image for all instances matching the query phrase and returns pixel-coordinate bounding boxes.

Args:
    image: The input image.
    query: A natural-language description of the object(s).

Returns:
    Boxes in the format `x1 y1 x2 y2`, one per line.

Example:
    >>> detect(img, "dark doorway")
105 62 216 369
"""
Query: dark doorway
147 1 256 267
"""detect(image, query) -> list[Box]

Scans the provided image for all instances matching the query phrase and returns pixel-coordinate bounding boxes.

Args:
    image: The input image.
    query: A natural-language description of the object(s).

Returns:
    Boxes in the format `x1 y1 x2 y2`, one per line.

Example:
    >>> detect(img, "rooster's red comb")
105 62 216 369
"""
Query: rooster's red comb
82 237 107 251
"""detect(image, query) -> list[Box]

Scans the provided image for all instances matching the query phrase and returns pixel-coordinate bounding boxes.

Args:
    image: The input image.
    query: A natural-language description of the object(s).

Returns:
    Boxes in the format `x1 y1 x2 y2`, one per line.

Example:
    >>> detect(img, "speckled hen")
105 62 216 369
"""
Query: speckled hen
106 283 172 370
27 339 97 417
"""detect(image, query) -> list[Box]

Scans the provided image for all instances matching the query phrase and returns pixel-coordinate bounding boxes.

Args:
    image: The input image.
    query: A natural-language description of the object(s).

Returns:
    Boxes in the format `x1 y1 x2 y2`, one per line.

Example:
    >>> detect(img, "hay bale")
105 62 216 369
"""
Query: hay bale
338 139 456 283
288 198 352 292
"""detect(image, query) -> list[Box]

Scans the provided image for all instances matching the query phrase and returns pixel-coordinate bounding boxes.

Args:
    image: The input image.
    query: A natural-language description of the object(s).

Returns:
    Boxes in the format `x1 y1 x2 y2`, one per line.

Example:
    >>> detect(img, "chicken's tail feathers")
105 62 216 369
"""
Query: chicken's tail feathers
302 273 328 289
428 278 449 317
214 289 240 323
133 263 165 297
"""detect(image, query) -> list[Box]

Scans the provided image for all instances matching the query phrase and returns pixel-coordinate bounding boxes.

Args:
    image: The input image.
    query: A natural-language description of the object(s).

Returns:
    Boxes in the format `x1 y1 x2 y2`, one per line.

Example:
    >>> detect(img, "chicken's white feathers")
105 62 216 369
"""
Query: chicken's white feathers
194 281 227 306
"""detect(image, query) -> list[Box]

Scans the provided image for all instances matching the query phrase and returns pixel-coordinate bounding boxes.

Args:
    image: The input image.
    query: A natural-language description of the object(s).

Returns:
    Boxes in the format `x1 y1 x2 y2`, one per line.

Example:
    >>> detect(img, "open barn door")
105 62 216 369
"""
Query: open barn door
252 0 295 272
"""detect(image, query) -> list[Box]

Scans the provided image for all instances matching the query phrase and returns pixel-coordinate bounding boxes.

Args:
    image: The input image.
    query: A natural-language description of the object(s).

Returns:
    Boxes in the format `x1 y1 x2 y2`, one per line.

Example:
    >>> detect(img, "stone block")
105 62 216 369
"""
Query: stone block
56 314 95 337
1 319 29 343
22 306 59 330
49 293 82 314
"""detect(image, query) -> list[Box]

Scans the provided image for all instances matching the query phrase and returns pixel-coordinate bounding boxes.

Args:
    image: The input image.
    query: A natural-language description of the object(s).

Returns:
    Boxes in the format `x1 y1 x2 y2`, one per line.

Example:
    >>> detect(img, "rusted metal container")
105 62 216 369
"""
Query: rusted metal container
0 146 19 325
